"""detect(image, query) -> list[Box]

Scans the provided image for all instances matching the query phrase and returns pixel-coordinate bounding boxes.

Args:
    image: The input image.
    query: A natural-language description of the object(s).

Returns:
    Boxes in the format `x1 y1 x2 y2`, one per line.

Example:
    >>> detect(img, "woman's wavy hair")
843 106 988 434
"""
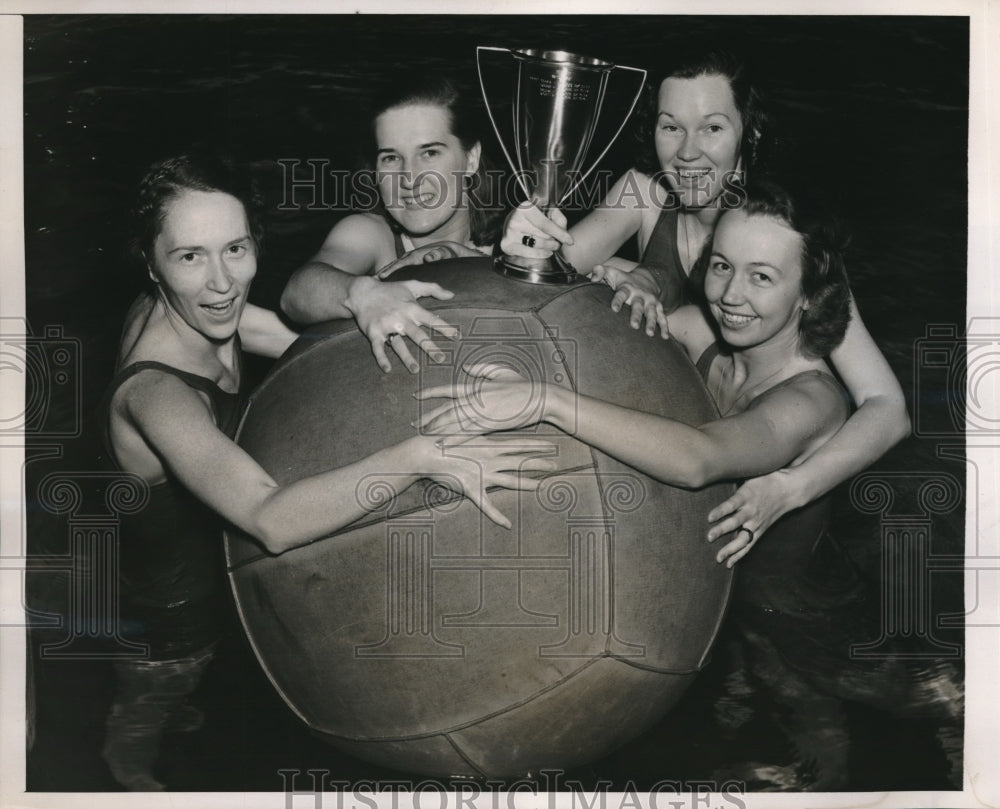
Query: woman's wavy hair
632 48 769 180
130 154 264 273
362 71 504 247
695 176 852 358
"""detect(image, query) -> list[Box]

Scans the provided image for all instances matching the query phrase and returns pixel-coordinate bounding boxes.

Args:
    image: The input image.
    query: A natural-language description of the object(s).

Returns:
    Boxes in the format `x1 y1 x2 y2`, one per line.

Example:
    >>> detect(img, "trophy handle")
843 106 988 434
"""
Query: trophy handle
558 64 648 204
476 46 532 200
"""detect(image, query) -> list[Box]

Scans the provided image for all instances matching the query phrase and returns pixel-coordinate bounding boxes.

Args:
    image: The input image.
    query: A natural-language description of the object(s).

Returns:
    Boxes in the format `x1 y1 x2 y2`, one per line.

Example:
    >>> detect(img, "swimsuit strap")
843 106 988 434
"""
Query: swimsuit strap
694 343 846 415
101 359 243 466
392 228 406 259
694 342 722 383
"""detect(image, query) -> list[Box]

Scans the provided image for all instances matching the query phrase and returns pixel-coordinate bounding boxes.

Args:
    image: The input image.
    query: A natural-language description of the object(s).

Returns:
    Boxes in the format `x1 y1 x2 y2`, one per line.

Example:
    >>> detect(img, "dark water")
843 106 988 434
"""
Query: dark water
21 14 967 794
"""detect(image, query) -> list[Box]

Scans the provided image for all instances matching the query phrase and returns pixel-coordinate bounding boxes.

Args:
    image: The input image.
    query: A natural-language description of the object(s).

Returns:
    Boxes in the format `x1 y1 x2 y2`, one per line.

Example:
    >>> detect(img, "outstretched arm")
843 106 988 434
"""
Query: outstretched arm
706 297 909 563
418 362 843 489
122 372 556 554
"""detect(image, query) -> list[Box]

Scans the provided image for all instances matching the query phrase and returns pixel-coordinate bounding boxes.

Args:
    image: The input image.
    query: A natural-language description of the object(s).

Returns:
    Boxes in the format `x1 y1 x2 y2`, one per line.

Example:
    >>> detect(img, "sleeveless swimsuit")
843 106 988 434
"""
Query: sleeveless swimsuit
694 343 860 619
640 204 701 311
101 360 244 660
391 229 415 259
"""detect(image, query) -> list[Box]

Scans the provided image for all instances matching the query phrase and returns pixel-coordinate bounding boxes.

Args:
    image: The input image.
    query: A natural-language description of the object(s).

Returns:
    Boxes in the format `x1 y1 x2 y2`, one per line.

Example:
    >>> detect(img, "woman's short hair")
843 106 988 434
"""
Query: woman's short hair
365 71 504 246
131 154 263 271
632 48 769 180
739 177 852 358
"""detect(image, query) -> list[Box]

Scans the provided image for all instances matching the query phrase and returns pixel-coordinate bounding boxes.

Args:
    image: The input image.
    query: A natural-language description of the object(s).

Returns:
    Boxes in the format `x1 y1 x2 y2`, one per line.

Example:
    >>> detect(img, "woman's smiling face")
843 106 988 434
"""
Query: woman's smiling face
704 209 808 352
150 189 256 342
374 103 481 241
654 73 743 209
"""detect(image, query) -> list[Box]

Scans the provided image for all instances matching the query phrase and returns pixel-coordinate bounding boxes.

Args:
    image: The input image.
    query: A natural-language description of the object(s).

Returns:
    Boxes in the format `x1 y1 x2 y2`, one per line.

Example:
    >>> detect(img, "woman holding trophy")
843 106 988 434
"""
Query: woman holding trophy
499 48 908 558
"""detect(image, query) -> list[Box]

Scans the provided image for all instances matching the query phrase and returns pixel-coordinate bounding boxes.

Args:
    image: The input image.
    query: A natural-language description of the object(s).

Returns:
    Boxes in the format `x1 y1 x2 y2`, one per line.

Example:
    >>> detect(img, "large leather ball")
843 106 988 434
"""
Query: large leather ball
225 257 732 778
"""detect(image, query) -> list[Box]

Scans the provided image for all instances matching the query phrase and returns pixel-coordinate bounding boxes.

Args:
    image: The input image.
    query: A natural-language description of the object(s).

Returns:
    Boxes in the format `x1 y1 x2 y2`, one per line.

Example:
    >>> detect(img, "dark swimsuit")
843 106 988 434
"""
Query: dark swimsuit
640 204 702 312
694 344 864 639
391 229 408 260
101 361 244 660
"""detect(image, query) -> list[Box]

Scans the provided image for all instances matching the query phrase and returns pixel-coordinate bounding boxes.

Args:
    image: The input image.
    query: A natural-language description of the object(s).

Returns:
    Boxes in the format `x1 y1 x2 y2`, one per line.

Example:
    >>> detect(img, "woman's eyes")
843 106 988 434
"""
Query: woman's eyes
659 124 725 134
709 260 732 273
751 272 773 284
177 245 248 263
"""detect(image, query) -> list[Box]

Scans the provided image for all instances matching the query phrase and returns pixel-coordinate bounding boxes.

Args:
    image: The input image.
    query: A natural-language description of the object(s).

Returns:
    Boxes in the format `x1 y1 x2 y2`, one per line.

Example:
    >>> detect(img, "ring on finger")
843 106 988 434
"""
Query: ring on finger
522 234 536 248
385 332 402 347
738 526 755 544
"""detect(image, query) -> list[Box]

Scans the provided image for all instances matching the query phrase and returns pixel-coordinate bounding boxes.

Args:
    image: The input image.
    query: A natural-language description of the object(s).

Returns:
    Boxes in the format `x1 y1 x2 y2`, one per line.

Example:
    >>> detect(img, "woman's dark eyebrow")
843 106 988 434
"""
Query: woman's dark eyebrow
377 141 448 154
659 111 734 122
749 261 784 275
166 235 250 255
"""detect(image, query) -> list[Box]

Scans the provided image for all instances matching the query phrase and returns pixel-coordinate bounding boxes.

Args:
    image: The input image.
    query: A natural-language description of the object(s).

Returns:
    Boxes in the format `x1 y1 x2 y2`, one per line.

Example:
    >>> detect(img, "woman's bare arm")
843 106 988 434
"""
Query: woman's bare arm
121 371 556 553
499 170 655 275
238 303 300 359
279 214 389 323
706 297 909 556
418 362 844 490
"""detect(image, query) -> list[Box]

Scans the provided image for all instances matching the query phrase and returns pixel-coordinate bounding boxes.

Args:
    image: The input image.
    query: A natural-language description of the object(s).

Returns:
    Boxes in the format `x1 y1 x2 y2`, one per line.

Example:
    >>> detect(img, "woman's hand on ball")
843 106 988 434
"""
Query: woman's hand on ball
500 201 572 259
416 362 556 435
345 276 458 373
376 241 484 279
412 434 557 528
591 262 668 339
706 469 801 567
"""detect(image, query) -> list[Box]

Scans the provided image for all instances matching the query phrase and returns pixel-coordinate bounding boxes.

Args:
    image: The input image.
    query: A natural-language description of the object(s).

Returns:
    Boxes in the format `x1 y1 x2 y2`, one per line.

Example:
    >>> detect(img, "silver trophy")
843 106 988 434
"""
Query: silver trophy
477 47 646 284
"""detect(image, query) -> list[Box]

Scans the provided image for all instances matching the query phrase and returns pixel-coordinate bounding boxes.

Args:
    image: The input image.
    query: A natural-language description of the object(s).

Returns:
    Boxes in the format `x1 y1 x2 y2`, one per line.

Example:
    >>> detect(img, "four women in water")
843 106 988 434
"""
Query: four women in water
101 49 918 790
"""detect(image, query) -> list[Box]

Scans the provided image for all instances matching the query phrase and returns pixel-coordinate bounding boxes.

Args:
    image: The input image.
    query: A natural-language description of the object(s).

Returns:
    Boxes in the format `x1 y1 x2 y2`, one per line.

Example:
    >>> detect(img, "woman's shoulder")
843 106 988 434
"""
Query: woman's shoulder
752 368 850 422
315 211 397 271
109 363 219 432
326 211 394 243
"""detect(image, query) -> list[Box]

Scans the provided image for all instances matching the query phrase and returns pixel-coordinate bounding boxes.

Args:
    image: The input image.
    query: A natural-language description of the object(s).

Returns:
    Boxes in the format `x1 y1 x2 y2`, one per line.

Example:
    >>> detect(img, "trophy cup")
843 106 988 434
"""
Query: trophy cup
477 47 646 284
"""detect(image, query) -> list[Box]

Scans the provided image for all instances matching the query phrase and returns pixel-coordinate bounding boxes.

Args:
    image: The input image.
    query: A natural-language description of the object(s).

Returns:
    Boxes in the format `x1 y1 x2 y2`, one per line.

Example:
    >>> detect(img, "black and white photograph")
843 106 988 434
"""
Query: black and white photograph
1 2 997 808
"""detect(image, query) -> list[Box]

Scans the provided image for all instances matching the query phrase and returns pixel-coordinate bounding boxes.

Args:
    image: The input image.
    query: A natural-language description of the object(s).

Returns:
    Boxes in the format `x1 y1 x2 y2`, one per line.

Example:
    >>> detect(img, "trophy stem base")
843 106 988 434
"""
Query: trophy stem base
493 252 584 285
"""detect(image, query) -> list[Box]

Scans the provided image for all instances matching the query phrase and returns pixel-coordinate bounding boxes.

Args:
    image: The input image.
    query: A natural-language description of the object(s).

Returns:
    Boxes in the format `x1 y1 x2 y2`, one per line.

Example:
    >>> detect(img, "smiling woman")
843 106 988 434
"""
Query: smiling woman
279 71 501 372
149 191 256 342
99 154 555 791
